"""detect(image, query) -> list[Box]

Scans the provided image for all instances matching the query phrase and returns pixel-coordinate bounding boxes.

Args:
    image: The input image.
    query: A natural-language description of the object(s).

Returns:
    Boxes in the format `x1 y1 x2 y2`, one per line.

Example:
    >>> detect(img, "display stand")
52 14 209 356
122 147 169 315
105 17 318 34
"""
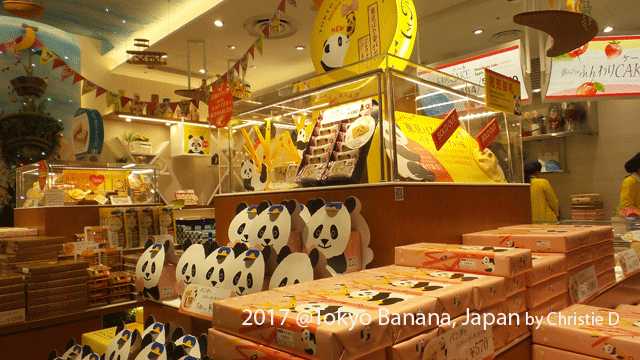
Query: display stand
213 182 531 266
143 300 210 336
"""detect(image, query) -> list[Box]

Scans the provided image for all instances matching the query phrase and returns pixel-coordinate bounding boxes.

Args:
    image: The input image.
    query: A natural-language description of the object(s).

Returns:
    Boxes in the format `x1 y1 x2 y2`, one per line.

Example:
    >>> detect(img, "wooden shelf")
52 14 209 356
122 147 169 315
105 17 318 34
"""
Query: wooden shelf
522 130 594 142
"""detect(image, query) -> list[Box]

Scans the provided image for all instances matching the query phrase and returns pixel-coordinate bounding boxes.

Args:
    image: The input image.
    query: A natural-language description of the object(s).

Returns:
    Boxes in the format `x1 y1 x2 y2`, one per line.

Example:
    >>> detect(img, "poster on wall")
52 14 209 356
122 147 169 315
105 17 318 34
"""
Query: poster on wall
431 41 529 101
208 80 233 128
546 35 640 99
484 68 521 115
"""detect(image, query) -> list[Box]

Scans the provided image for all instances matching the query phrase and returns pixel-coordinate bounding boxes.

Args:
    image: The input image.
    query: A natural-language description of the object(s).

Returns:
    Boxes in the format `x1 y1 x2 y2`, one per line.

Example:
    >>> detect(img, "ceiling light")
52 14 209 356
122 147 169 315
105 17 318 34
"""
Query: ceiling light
105 8 110 12
165 122 172 126
122 19 127 24
125 117 132 122
198 68 206 74
603 26 614 33
473 29 484 35
161 54 168 59
295 45 305 51
47 97 52 101
227 45 237 50
532 88 542 93
214 19 224 28
249 65 257 69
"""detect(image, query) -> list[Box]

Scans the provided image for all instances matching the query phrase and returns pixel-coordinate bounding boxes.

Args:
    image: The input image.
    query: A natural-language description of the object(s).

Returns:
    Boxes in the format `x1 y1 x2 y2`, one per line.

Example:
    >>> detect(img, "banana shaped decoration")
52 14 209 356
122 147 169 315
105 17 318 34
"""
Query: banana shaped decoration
14 25 37 52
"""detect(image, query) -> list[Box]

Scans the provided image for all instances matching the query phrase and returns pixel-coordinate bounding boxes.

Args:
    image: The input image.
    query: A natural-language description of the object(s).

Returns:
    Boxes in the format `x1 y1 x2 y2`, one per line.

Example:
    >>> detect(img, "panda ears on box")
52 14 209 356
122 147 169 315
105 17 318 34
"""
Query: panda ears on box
188 134 193 139
256 201 270 214
235 202 248 214
141 333 154 350
115 320 125 335
309 248 320 268
199 334 208 358
65 338 77 352
345 196 358 214
144 239 154 251
203 239 219 257
81 345 93 358
172 346 187 360
130 329 140 346
183 239 193 250
48 351 59 360
144 315 156 329
232 242 248 257
307 198 326 215
171 327 185 343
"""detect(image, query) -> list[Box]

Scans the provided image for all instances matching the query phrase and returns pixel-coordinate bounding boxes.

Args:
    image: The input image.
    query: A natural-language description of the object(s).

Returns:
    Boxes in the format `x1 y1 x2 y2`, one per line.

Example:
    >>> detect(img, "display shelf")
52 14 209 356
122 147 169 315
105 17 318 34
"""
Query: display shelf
103 112 212 128
494 334 531 359
522 130 594 142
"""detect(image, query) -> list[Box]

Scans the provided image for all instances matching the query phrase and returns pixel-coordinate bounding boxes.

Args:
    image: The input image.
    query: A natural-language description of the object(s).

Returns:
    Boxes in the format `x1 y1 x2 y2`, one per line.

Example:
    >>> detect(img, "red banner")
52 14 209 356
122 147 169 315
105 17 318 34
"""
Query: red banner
431 109 460 151
208 81 233 128
475 118 500 150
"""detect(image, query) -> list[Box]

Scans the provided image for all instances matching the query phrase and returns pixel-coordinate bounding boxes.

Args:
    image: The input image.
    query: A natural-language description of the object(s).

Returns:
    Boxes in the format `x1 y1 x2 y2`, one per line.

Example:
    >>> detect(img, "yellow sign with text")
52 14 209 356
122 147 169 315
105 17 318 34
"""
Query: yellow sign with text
62 169 130 192
484 68 521 115
395 111 506 183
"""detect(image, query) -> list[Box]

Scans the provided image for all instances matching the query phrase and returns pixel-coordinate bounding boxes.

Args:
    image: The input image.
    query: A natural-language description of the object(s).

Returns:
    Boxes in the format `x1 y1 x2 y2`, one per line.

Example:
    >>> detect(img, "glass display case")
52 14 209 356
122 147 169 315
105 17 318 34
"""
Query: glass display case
218 54 523 193
16 161 162 208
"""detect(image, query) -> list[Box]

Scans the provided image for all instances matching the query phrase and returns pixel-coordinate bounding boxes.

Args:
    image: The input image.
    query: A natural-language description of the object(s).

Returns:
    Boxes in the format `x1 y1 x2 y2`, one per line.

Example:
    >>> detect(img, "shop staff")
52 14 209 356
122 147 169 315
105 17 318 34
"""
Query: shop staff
618 152 640 216
525 161 559 223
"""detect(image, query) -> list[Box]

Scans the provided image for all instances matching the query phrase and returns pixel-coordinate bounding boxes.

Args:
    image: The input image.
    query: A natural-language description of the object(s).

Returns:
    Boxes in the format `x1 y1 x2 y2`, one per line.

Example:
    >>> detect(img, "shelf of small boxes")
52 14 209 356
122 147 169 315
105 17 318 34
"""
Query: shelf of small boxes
87 265 136 307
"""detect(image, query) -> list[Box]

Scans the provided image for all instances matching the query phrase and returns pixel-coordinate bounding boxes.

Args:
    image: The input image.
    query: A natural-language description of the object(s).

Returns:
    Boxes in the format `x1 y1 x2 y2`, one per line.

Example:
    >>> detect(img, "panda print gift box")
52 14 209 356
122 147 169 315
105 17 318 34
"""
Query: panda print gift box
462 228 591 253
394 243 532 277
532 304 640 360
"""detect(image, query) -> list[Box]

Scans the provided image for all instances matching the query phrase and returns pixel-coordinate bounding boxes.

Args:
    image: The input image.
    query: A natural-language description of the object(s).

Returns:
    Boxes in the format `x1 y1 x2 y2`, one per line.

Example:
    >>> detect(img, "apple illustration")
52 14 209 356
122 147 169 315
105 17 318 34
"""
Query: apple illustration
605 41 622 59
568 43 589 57
576 82 605 96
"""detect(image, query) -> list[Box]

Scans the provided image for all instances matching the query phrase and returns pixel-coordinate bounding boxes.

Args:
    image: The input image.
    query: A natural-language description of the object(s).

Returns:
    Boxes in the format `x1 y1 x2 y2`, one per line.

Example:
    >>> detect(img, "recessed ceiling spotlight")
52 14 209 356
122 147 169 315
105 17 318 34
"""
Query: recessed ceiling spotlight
249 65 257 69
122 19 127 24
473 29 484 35
165 122 172 126
603 26 614 33
161 54 168 59
125 117 132 122
214 19 224 28
199 68 206 74
227 45 237 50
64 56 69 60
295 44 305 51
532 88 541 93
105 8 110 12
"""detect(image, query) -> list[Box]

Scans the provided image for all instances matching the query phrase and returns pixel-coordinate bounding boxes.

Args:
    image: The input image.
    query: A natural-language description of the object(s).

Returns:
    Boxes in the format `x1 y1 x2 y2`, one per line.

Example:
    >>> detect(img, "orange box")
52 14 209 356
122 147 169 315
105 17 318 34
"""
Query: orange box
504 290 527 314
566 246 594 271
464 228 590 252
594 255 615 276
500 224 612 245
592 240 614 258
394 243 532 277
528 292 570 318
526 273 568 308
532 344 601 360
528 253 566 286
504 273 527 297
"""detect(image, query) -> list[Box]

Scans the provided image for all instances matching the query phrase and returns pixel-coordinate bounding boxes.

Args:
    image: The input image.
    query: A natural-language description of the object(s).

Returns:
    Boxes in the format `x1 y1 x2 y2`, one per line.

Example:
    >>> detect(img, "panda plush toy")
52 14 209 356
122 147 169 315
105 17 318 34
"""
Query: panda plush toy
383 124 435 182
240 159 268 191
187 135 206 155
136 239 172 300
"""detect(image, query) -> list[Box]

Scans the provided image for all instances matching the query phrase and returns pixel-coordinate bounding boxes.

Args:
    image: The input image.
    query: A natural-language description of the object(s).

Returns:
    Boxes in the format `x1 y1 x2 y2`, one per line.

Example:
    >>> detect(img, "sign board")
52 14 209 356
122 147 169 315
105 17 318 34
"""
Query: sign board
434 41 529 101
568 265 598 303
484 68 521 114
476 118 500 150
547 35 640 99
432 109 460 151
424 323 494 360
208 80 233 128
618 249 640 276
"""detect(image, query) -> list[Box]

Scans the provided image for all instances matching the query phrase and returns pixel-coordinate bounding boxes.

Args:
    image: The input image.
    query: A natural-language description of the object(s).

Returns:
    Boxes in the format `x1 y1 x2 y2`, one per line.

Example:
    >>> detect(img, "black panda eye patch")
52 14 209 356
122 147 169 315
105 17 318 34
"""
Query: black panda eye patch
181 263 188 275
279 277 288 287
338 36 342 46
313 225 323 238
233 271 242 285
272 226 280 239
330 225 338 239
151 262 156 273
219 268 225 282
191 264 196 277
258 225 266 238
237 223 246 235
142 261 148 272
247 273 254 288
324 42 330 53
206 267 214 280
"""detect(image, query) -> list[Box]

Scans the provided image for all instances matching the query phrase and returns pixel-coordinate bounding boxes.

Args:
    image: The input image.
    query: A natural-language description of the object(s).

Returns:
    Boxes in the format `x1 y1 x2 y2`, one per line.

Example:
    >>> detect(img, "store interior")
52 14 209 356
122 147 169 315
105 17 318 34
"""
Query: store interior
1 0 640 359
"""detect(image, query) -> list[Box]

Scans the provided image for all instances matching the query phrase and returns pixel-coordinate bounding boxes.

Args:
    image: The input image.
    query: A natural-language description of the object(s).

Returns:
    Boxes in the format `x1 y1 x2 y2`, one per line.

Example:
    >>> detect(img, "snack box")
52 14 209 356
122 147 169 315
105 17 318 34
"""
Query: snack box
27 273 88 289
597 268 616 289
387 328 438 360
504 273 527 297
526 273 568 309
0 292 24 304
27 283 87 298
528 253 567 286
533 344 602 360
0 227 38 238
27 289 88 307
21 260 88 275
592 240 614 258
0 307 25 326
361 265 506 310
492 313 529 350
0 283 24 295
463 228 590 252
528 292 570 318
504 290 527 314
394 243 532 277
533 304 640 359
0 235 64 251
212 275 441 360
566 245 594 271
27 297 88 320
0 273 23 287
589 285 640 309
594 255 615 275
0 299 25 312
500 224 613 245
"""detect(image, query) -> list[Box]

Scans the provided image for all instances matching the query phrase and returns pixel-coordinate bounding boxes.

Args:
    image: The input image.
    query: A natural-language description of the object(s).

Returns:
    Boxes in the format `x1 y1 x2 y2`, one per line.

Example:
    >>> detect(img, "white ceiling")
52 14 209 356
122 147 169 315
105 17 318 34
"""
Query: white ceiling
112 0 640 94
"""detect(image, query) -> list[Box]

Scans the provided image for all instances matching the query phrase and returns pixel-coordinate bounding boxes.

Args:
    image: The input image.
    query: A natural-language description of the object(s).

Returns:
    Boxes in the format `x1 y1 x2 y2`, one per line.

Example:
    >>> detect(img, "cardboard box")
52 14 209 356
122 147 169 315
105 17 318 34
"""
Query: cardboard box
528 292 570 318
594 255 615 275
361 265 506 311
0 300 25 312
533 304 640 359
394 243 532 277
0 273 23 287
21 260 88 275
566 246 594 271
463 228 590 252
209 327 316 359
27 289 87 306
528 253 566 286
592 240 614 258
0 227 38 238
532 344 602 360
27 297 88 320
0 292 23 304
500 224 612 245
27 275 88 289
504 290 527 314
597 268 616 289
526 273 568 308
27 283 86 298
0 283 23 295
0 308 25 326
589 285 640 309
504 273 527 297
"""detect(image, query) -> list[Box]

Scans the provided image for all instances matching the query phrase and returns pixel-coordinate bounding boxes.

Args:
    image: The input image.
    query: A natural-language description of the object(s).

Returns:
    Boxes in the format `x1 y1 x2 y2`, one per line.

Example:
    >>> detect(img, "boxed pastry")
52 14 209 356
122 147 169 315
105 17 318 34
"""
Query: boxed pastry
566 245 594 271
504 273 526 297
500 224 612 245
594 255 615 275
589 286 640 309
0 227 38 238
27 270 88 284
528 292 570 318
28 297 88 320
528 253 566 286
592 240 614 258
212 275 441 360
504 291 527 314
360 265 506 310
533 304 640 359
532 344 601 360
463 228 590 252
27 289 88 307
526 273 568 309
21 260 88 275
0 307 25 326
387 328 438 360
0 283 23 295
394 243 532 277
0 273 23 287
597 268 616 289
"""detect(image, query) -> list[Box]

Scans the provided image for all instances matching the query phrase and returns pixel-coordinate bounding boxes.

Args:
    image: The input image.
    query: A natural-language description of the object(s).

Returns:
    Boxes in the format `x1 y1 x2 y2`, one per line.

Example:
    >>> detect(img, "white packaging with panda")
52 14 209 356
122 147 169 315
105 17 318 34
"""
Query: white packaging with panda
135 239 179 301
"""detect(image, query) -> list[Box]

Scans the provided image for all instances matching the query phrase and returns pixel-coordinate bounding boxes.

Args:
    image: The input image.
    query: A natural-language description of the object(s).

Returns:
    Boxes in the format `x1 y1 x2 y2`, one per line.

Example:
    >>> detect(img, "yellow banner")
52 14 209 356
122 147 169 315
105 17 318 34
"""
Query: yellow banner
62 169 130 192
484 68 521 115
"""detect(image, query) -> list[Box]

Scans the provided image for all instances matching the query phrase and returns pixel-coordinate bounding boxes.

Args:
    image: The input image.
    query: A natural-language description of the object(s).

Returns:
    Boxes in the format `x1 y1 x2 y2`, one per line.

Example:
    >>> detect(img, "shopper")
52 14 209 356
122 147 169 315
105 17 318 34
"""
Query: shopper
525 161 559 223
618 153 640 217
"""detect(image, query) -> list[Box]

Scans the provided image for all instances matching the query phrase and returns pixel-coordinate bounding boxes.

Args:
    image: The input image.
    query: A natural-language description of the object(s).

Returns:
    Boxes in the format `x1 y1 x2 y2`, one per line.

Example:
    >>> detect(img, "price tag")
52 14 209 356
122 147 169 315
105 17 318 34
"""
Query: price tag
475 118 500 150
424 323 494 360
432 109 460 151
619 249 640 275
568 265 598 303
179 284 231 320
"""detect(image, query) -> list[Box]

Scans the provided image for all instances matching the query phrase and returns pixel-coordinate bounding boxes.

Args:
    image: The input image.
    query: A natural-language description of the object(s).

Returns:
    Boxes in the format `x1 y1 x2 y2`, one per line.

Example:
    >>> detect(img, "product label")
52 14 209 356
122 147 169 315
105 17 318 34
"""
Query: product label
484 68 521 115
276 328 296 348
432 109 460 151
424 323 494 360
619 249 640 275
475 117 500 151
459 258 477 270
568 265 598 303
535 240 552 250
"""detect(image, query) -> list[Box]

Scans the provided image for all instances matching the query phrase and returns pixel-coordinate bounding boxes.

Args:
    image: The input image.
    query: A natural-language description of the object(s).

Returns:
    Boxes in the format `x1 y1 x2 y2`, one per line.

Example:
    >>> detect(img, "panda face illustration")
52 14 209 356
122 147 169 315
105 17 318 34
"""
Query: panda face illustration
348 290 407 306
254 203 293 252
295 127 309 150
200 246 234 289
389 279 449 292
176 243 205 286
269 252 314 289
301 329 317 355
81 353 100 360
602 343 618 358
231 249 265 296
136 242 167 289
481 256 495 272
228 202 269 246
360 325 372 343
188 135 206 154
294 302 346 319
320 33 350 72
104 329 136 360
305 200 351 258
429 270 479 282
240 159 255 181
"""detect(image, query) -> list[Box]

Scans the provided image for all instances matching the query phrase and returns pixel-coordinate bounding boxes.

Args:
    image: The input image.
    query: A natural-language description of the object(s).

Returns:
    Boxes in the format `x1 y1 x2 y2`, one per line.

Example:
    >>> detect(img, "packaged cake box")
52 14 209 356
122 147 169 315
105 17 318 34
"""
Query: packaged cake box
504 273 526 297
528 292 570 318
463 228 590 252
394 243 532 277
504 290 527 314
502 224 613 244
360 265 506 310
528 253 566 286
566 245 594 270
526 273 568 309
592 240 614 259
594 255 615 275
532 344 601 360
212 275 440 360
533 304 640 359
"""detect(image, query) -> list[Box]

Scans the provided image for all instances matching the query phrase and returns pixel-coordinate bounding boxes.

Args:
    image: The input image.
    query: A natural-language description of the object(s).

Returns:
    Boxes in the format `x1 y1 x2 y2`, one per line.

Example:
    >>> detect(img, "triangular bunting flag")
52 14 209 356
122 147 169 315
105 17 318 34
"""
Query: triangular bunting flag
52 57 65 70
31 38 43 49
145 102 156 116
256 36 264 55
82 80 97 95
169 102 179 113
234 61 241 75
248 45 255 60
288 0 297 6
261 22 270 37
120 96 131 108
95 86 106 98
178 101 190 116
240 55 249 76
73 72 83 84
60 66 74 81
106 92 119 107
278 0 286 12
191 98 199 109
40 46 55 64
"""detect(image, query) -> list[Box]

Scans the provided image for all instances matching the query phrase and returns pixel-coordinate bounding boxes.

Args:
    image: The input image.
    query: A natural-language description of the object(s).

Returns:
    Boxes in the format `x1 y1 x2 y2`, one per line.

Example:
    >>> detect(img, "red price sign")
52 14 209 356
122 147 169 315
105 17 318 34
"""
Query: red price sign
431 109 460 151
475 118 500 150
208 81 233 128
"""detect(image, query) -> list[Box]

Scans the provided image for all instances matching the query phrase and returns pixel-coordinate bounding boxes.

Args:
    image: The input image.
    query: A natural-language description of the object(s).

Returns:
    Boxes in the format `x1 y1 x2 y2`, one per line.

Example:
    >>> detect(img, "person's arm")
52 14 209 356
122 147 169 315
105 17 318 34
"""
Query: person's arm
543 180 560 216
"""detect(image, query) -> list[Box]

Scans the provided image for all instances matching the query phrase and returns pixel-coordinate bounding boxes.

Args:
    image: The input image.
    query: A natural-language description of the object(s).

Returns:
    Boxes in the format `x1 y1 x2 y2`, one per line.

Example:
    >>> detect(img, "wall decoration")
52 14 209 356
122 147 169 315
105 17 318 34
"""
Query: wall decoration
71 108 104 160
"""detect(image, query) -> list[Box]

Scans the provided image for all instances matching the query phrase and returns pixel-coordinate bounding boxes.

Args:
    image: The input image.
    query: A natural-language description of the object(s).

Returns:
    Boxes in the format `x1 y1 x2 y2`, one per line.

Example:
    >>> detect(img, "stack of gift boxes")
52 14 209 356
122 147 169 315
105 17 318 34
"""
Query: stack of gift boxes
0 273 25 326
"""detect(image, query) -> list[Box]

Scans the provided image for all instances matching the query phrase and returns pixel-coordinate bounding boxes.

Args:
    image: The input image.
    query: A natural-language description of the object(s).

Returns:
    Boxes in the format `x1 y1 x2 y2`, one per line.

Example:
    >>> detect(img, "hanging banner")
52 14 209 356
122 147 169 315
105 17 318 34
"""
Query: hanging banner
208 81 233 128
547 35 640 99
432 41 529 101
484 68 522 114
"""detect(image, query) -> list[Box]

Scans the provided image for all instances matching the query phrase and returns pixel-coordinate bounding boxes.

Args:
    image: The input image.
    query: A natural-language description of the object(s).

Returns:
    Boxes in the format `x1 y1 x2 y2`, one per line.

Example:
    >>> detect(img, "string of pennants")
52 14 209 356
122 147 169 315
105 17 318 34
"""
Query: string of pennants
208 0 297 89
